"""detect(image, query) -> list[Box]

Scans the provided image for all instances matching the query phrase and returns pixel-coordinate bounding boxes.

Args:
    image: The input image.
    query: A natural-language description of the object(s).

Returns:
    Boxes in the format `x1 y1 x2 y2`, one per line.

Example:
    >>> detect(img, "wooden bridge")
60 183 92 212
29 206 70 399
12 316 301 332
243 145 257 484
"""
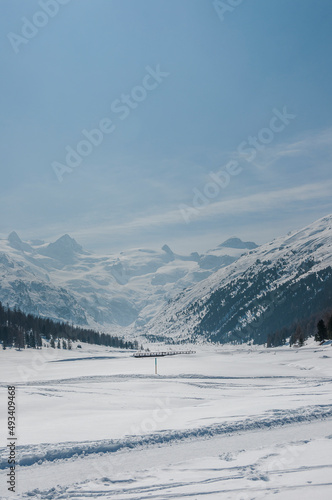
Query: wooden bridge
133 350 196 358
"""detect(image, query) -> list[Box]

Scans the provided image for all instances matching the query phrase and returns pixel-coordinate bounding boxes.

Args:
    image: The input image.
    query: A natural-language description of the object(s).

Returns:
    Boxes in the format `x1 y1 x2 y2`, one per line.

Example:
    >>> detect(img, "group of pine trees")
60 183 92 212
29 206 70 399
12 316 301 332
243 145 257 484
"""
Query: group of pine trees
266 306 332 347
315 317 332 343
0 301 138 351
49 337 73 350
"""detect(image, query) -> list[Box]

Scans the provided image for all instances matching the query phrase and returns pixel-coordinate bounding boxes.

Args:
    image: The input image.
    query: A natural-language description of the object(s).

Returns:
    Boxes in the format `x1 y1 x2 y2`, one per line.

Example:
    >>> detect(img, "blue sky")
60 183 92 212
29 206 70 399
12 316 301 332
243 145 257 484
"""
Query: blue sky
1 0 332 254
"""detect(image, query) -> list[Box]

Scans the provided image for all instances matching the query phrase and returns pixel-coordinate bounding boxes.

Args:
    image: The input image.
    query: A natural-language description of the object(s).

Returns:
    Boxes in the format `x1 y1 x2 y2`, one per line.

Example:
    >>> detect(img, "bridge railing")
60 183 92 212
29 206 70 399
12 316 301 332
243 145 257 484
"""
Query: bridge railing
133 350 196 358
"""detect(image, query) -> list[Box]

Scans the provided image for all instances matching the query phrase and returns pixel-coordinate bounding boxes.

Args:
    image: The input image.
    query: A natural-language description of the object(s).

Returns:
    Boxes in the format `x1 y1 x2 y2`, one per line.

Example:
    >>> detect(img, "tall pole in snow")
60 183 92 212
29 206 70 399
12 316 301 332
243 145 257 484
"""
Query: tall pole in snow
155 357 158 375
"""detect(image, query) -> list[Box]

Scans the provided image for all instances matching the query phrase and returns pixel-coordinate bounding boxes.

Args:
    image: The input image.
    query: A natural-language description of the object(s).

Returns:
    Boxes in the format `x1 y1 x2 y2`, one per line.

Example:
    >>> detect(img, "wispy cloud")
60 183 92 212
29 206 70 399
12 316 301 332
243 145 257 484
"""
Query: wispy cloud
70 179 332 241
2 127 332 253
234 127 332 172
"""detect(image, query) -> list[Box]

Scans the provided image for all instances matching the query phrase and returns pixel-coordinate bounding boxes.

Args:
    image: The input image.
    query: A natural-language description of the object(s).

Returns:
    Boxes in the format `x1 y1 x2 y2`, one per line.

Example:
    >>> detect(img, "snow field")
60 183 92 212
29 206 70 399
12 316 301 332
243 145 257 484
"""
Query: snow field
0 340 332 498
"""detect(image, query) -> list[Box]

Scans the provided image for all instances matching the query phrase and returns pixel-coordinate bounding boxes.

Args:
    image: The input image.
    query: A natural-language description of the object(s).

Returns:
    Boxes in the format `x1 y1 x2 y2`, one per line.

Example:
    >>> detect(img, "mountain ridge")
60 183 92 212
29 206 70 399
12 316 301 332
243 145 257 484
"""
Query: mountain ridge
218 237 258 250
143 214 332 343
2 216 332 344
0 233 254 332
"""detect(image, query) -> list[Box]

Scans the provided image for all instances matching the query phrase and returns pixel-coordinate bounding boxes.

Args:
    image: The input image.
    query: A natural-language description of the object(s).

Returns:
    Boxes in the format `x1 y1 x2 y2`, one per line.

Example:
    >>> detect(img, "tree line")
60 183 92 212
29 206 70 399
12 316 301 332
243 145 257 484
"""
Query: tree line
0 301 139 350
267 305 332 347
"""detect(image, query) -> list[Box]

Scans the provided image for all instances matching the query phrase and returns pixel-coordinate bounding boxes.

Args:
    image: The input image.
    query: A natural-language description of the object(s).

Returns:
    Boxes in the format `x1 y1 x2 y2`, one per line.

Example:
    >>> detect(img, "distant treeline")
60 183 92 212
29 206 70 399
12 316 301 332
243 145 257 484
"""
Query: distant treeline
267 305 332 347
0 301 139 350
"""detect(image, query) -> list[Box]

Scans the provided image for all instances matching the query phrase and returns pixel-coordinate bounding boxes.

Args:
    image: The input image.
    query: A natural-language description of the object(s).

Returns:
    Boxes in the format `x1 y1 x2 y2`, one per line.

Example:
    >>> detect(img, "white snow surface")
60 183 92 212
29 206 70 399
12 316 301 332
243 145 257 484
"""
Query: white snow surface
1 339 332 499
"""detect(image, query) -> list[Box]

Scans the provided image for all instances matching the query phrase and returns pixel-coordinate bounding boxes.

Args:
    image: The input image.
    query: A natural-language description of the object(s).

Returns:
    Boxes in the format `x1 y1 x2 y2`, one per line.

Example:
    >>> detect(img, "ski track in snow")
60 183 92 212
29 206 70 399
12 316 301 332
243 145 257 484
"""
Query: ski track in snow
2 373 331 388
1 405 332 469
10 428 332 500
30 478 332 500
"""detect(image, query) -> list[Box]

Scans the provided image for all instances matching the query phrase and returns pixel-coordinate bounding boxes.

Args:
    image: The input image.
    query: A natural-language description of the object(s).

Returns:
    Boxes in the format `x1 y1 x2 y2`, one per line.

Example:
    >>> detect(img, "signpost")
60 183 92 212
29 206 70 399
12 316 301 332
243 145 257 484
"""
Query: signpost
133 350 196 375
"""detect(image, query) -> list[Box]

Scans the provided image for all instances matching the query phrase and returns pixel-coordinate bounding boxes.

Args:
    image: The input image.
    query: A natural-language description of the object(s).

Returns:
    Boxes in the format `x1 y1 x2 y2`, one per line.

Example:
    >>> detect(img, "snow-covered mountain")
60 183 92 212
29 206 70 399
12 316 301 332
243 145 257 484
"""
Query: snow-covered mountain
3 215 332 344
0 231 255 332
145 215 332 343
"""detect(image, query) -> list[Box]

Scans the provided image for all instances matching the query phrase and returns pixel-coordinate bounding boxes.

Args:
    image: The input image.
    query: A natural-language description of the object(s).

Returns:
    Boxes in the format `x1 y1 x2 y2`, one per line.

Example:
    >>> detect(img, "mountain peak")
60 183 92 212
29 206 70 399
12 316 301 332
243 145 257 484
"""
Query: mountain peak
8 231 33 252
219 237 258 250
41 234 83 264
8 231 21 243
53 234 82 251
162 244 174 256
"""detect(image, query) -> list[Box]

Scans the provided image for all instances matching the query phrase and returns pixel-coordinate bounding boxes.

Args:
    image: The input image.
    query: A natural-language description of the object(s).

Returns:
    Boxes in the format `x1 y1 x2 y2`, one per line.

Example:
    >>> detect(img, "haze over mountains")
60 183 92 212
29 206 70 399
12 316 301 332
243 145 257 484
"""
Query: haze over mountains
1 214 332 344
0 231 255 334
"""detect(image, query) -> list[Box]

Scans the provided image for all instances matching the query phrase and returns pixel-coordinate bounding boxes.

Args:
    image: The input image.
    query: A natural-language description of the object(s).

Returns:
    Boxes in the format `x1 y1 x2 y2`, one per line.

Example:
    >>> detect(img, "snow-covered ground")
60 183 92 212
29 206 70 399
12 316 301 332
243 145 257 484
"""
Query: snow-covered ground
0 340 332 499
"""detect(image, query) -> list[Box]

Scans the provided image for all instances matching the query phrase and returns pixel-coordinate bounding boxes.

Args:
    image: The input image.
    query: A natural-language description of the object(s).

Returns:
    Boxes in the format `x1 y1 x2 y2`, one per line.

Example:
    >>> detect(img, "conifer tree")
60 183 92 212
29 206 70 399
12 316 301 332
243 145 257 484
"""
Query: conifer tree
315 319 327 343
36 333 42 348
30 332 36 348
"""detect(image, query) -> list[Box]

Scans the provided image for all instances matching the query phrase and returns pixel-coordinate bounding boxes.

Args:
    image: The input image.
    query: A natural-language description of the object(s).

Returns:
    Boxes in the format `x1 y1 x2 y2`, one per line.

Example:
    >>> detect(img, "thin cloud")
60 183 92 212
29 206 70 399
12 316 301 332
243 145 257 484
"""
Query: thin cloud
70 179 332 240
252 127 332 171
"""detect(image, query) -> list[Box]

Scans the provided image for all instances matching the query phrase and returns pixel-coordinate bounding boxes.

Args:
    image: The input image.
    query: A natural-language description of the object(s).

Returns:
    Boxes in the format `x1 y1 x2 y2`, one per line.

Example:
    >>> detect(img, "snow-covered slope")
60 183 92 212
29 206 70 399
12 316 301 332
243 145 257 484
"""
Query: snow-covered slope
145 215 332 343
0 232 254 331
0 243 88 325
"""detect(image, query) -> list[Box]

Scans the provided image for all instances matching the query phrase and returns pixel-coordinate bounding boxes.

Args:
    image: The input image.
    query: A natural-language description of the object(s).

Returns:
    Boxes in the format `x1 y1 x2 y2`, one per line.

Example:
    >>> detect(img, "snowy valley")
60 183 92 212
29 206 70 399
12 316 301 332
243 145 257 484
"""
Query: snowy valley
0 231 256 335
1 216 332 499
2 215 332 346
